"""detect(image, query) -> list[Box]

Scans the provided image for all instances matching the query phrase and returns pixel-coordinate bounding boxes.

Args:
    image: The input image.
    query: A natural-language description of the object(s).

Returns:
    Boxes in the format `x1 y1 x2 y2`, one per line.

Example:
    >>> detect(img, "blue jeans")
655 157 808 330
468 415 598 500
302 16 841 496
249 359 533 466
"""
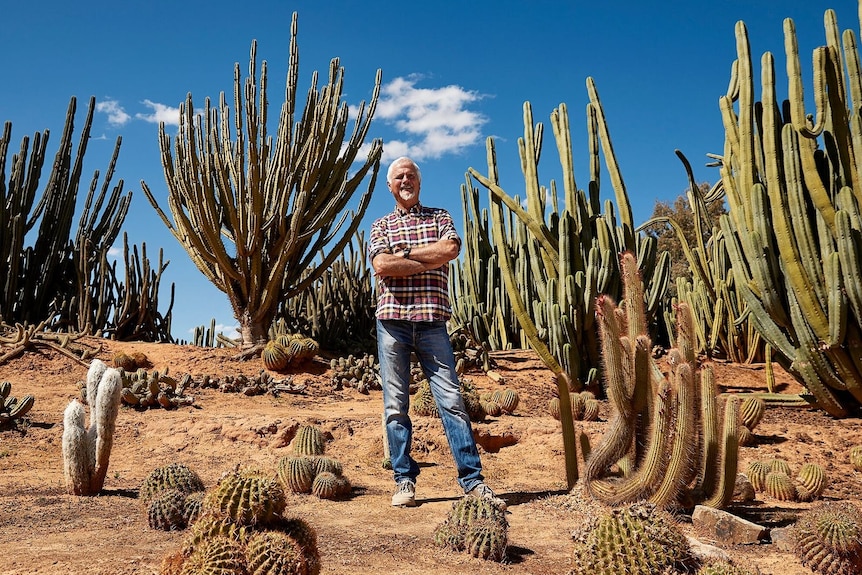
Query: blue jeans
376 319 484 492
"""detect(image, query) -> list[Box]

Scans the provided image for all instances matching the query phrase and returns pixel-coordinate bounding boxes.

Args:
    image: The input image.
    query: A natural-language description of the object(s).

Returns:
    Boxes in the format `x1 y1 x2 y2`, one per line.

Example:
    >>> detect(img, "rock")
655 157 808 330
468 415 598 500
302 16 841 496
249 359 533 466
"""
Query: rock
685 535 732 563
691 505 768 545
733 472 756 502
769 526 796 552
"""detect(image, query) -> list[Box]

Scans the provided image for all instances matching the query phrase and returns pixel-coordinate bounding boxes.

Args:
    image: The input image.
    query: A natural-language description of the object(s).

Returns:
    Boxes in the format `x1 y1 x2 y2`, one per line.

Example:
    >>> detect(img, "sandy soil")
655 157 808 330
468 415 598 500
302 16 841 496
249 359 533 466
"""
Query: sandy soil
1 336 861 575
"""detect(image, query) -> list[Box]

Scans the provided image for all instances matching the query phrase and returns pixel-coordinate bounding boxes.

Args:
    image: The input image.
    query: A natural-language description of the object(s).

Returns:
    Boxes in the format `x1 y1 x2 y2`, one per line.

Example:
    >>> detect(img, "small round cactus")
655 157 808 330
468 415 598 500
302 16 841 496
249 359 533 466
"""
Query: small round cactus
262 340 292 372
139 462 205 506
147 488 188 531
246 531 307 575
849 445 862 472
796 462 827 502
746 460 770 492
740 395 765 430
202 467 286 527
464 517 508 561
767 458 792 477
277 456 315 494
765 471 797 502
498 388 519 414
311 471 346 500
179 535 246 575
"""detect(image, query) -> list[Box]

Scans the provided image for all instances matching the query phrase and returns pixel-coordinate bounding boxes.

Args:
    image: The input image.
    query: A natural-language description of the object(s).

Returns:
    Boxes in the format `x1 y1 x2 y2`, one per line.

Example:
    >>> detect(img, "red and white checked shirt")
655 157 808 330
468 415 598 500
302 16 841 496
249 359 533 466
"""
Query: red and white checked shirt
368 203 460 322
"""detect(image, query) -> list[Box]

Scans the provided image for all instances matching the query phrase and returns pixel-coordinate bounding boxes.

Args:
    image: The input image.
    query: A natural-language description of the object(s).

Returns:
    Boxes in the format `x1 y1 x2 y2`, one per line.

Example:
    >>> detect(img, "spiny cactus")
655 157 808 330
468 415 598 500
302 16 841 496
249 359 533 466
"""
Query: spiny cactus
330 353 380 394
311 471 351 500
118 368 194 409
277 456 316 494
62 359 122 495
583 252 739 509
793 501 862 575
433 495 508 560
493 388 519 414
178 535 247 575
746 461 770 493
568 501 695 575
245 531 307 575
292 424 326 457
850 446 862 472
697 559 761 575
139 462 205 505
201 467 286 527
796 463 827 503
262 340 293 372
0 380 34 426
147 488 188 531
181 512 254 556
764 471 797 502
738 396 765 446
279 516 321 575
766 458 792 477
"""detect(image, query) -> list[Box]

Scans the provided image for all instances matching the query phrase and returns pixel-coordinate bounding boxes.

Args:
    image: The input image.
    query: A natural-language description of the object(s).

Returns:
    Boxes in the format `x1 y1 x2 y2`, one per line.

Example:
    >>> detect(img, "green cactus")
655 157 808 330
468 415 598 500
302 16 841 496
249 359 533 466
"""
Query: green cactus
292 424 326 457
62 359 122 496
179 535 247 575
793 501 862 575
330 352 380 394
262 340 292 372
717 7 862 416
697 559 761 575
245 531 307 575
311 471 350 500
796 462 827 502
497 388 519 414
139 462 205 505
309 456 343 478
0 380 34 426
147 488 188 531
746 461 770 493
181 512 253 556
850 445 862 472
278 517 321 575
182 491 205 527
276 456 315 495
583 253 738 509
201 467 286 527
765 471 797 502
464 517 508 562
767 458 792 477
568 501 695 575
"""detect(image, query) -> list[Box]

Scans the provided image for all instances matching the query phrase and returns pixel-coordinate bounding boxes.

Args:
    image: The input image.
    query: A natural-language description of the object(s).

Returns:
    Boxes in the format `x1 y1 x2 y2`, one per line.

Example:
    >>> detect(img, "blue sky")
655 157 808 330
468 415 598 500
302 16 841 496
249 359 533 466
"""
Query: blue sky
1 0 855 341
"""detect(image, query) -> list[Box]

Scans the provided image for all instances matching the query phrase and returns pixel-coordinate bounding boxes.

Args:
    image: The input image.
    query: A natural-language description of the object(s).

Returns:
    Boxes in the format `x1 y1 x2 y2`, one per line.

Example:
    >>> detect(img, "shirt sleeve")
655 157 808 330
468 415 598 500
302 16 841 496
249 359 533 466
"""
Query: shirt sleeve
437 209 461 250
367 217 391 262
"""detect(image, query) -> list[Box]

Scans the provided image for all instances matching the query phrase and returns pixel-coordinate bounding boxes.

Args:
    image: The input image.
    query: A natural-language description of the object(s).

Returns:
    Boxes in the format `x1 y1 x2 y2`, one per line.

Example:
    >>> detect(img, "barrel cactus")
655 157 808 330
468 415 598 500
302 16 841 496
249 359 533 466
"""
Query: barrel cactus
262 340 293 372
793 501 862 575
147 488 188 531
201 467 286 527
292 424 326 457
433 495 508 562
277 456 316 494
796 463 827 503
245 531 308 575
139 462 205 505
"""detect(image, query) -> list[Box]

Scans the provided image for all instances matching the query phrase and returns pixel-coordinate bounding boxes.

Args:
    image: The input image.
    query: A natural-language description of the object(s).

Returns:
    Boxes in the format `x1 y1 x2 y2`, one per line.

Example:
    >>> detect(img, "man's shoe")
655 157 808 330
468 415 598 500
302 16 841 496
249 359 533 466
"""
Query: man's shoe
391 480 416 507
467 482 506 510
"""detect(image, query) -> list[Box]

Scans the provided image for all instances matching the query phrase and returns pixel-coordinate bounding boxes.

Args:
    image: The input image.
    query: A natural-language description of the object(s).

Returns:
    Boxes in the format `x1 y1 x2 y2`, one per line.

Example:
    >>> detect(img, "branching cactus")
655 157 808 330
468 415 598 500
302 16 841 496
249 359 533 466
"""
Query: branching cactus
583 251 740 509
0 380 34 426
62 359 122 495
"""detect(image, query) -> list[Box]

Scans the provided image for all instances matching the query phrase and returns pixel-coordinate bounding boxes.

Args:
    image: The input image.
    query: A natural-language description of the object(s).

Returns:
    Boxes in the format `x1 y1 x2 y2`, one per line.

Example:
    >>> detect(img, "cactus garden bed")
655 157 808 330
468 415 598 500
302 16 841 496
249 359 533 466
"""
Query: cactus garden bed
0 337 860 575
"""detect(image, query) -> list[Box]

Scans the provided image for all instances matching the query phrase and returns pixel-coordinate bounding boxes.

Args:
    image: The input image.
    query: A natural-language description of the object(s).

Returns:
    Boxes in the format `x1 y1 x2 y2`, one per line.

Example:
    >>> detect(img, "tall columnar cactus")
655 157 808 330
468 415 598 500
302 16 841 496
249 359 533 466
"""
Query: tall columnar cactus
142 13 383 349
466 82 672 488
62 359 122 495
583 252 739 509
716 8 862 416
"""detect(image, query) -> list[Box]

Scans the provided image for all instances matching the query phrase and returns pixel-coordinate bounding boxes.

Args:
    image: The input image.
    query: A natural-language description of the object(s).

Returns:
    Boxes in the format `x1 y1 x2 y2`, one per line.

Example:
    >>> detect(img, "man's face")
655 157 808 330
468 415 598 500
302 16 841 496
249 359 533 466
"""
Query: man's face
387 162 421 210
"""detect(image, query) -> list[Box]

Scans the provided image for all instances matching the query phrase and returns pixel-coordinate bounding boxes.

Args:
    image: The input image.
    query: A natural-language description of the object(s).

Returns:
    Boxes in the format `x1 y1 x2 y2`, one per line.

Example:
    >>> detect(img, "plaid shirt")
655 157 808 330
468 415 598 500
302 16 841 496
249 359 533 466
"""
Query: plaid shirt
368 203 460 322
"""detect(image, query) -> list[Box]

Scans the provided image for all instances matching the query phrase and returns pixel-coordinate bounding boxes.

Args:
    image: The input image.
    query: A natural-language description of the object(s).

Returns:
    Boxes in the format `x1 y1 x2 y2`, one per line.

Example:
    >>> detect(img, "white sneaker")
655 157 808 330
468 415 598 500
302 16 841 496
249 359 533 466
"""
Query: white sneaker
467 482 506 510
392 480 416 507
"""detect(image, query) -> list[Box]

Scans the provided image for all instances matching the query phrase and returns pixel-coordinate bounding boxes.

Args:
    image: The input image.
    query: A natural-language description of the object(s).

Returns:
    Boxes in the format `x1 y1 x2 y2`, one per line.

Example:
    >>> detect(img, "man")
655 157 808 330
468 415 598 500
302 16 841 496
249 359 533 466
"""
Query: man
368 156 502 508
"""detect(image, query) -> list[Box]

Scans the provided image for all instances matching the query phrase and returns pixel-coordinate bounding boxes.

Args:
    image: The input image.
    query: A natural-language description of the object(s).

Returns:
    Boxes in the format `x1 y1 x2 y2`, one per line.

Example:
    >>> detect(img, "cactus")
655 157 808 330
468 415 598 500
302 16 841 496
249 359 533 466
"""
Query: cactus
697 559 761 575
717 7 862 416
139 462 205 505
0 380 34 426
181 512 253 556
262 340 292 372
583 253 738 509
179 536 247 575
311 471 350 500
796 462 827 502
746 460 770 493
277 456 315 494
497 388 519 414
850 446 862 472
330 352 380 394
62 359 122 495
433 495 508 559
793 501 862 575
246 531 308 575
767 458 792 477
764 471 797 502
568 501 695 575
201 467 286 527
147 488 188 531
119 368 195 409
292 424 326 457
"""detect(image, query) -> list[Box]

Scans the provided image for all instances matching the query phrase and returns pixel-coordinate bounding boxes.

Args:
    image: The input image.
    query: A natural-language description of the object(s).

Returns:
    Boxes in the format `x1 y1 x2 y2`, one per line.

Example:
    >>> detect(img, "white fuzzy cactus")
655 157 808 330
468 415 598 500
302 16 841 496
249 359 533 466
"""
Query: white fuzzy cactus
62 359 122 495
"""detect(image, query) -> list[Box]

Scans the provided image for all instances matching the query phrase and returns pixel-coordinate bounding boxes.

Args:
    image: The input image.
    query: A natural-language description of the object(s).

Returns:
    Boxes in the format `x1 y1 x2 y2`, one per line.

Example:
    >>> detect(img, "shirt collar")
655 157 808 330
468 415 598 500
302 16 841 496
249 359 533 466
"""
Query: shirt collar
395 201 423 216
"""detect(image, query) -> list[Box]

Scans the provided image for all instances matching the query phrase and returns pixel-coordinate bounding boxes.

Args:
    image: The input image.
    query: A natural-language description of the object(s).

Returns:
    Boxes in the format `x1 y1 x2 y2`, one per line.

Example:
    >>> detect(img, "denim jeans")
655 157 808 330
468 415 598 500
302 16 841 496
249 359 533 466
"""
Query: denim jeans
376 319 484 492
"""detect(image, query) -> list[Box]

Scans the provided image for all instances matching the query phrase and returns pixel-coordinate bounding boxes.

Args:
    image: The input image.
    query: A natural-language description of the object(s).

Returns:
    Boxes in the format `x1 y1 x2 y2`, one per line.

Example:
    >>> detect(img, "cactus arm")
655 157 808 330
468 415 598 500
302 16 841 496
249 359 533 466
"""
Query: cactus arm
62 400 92 496
650 363 696 507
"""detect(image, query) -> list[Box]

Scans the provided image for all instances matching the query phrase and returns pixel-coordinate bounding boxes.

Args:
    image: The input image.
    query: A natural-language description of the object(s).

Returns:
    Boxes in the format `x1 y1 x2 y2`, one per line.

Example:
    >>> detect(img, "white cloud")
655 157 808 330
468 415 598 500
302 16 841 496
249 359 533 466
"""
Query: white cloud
374 75 488 162
136 100 182 126
95 99 131 127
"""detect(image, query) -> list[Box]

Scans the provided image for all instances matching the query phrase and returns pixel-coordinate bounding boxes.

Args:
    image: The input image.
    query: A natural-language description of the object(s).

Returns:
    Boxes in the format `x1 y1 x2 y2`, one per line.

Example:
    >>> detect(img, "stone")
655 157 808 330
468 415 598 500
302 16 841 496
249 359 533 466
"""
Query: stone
692 505 768 545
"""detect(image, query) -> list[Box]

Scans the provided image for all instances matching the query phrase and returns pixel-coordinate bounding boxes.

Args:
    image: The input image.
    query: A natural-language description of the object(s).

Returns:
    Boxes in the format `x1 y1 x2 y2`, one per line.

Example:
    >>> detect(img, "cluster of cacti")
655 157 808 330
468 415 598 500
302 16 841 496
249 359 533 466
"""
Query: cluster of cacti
583 252 739 509
696 559 761 575
62 359 122 495
792 501 862 575
116 367 195 409
716 7 862 416
850 446 862 472
147 488 205 531
1 97 174 342
330 353 380 394
433 495 508 561
276 424 351 500
184 370 300 396
746 459 827 502
568 501 695 575
0 380 34 426
450 328 492 374
160 465 322 575
142 13 383 348
262 334 320 372
737 396 765 446
549 390 600 422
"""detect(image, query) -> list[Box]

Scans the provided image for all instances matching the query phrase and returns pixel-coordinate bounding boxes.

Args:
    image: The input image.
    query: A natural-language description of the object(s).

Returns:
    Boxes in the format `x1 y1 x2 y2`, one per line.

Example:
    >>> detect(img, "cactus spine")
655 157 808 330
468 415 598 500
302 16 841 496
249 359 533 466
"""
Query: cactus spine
62 359 122 495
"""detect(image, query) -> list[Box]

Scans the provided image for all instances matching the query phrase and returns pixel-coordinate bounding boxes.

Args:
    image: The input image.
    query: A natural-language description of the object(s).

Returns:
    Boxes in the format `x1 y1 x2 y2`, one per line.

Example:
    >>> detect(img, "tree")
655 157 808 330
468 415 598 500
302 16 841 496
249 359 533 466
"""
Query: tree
142 14 383 349
645 182 726 296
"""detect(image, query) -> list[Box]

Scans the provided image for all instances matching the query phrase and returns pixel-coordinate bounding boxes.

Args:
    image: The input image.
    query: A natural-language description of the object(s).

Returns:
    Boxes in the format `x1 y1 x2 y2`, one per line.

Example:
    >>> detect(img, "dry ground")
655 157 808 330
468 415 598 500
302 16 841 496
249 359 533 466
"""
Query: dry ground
1 337 861 575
